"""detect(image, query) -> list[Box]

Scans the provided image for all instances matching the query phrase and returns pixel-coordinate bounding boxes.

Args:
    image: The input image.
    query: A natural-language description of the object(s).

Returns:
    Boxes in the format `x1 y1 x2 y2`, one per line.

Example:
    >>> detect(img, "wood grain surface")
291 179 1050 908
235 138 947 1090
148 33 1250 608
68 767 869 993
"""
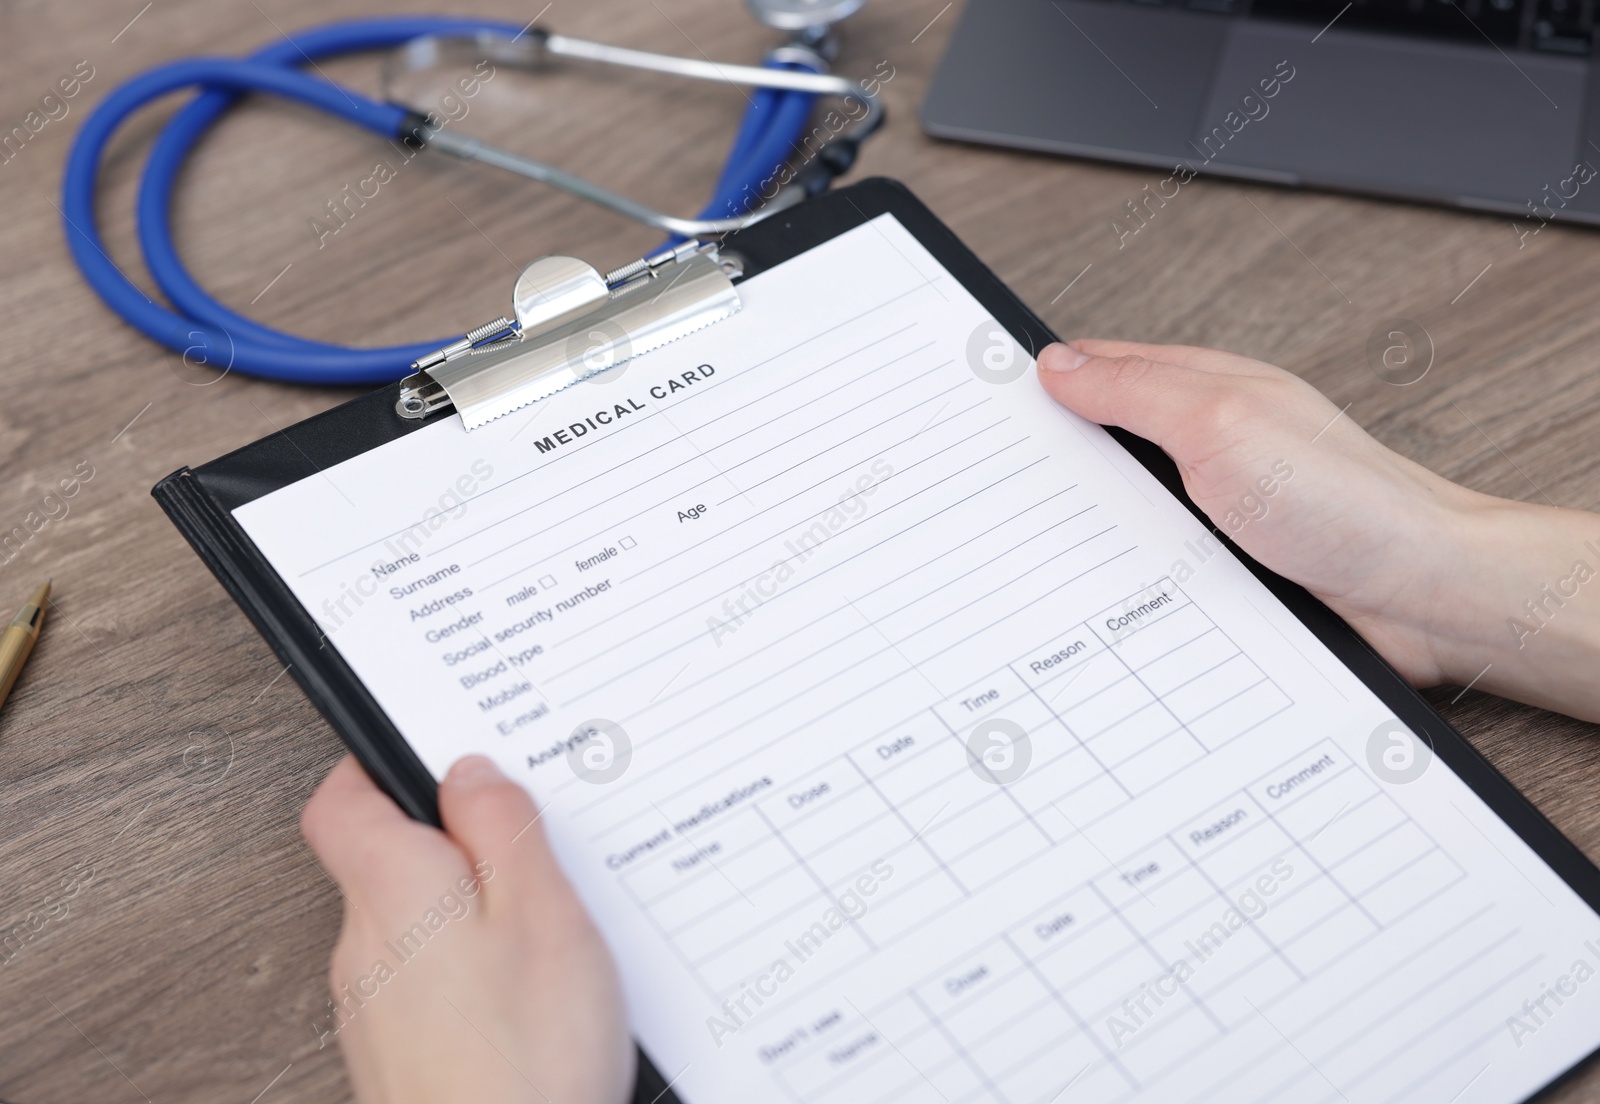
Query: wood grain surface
1 0 1597 1100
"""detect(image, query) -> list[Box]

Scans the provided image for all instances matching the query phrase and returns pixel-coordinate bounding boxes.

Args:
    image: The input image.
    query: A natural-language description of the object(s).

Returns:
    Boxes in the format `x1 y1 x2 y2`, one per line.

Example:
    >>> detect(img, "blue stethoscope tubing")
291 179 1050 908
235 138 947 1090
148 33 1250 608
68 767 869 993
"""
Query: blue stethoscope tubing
61 16 818 385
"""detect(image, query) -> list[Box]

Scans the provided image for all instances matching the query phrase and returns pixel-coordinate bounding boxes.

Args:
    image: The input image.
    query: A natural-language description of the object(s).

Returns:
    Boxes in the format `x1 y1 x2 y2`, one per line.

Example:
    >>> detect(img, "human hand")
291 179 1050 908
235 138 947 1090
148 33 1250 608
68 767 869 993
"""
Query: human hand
1037 340 1600 722
300 755 634 1104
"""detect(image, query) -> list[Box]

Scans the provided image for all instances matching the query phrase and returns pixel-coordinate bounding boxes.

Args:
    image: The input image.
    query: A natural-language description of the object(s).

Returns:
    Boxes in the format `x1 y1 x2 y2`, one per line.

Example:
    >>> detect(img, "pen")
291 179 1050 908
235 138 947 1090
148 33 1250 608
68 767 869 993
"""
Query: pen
0 579 51 713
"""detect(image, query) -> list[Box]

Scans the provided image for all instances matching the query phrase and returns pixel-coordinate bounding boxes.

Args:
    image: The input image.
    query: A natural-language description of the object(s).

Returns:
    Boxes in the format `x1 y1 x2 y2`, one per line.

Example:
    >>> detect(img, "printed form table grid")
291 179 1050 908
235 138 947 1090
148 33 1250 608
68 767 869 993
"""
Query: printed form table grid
765 740 1469 1104
617 579 1295 1001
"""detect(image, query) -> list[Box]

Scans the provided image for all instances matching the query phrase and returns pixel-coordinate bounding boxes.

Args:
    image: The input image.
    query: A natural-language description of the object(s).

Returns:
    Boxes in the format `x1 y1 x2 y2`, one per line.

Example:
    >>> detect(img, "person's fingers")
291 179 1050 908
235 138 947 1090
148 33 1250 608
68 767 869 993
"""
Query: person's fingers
437 756 571 913
301 755 463 909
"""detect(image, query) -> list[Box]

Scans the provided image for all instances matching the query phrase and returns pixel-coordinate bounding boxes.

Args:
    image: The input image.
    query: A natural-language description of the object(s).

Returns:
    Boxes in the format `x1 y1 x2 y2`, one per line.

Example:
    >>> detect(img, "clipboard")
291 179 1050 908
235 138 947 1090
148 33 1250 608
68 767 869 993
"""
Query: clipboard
154 178 1600 1104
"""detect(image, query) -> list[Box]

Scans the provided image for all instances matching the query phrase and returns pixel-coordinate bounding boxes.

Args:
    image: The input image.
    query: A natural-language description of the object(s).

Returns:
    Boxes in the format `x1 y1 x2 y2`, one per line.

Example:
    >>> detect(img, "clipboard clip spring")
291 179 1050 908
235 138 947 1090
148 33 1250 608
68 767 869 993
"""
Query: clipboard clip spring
396 240 744 430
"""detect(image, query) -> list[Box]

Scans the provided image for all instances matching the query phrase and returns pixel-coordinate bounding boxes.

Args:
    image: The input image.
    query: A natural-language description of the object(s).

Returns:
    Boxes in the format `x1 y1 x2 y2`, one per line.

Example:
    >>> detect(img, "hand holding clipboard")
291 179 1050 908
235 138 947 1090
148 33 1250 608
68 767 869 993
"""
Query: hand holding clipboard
157 181 1600 1104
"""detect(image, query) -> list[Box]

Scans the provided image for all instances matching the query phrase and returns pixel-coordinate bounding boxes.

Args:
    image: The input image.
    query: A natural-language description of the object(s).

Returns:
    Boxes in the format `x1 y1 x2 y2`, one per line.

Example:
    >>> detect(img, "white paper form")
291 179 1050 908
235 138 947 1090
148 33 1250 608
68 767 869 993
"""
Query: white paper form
236 215 1600 1104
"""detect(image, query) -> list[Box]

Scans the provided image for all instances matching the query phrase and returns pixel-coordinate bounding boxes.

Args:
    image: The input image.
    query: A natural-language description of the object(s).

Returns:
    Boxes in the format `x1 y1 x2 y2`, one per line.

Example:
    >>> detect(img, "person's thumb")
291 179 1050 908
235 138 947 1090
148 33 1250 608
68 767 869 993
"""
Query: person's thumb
1036 341 1226 461
437 756 572 915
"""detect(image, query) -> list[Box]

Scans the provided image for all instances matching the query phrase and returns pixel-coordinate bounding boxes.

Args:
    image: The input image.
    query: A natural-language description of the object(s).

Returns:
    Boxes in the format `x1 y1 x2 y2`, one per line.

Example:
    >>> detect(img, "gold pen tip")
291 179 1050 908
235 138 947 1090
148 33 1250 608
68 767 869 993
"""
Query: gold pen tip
26 579 51 607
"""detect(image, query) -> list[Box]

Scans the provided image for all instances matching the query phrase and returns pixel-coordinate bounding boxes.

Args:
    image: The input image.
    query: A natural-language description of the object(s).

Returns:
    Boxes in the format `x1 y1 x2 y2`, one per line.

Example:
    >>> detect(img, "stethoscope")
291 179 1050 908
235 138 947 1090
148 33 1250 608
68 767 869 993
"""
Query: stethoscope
61 2 882 386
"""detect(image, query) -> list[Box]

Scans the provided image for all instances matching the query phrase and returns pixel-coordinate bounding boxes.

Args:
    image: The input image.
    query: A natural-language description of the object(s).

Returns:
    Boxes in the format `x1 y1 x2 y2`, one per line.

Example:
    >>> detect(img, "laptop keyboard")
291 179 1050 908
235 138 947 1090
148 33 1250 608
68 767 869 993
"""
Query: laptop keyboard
1133 0 1595 55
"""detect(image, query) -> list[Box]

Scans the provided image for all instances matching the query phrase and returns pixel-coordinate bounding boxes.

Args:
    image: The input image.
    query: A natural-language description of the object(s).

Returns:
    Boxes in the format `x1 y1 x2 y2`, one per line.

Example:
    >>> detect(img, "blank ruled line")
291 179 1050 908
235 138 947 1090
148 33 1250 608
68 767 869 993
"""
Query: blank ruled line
461 439 708 568
456 347 948 567
580 488 1078 711
510 403 1000 602
743 283 935 374
686 327 924 439
1339 956 1539 1094
550 435 1035 685
432 425 691 560
892 524 1119 649
1383 1021 1503 1104
623 403 995 591
537 408 1011 678
296 407 667 577
1298 921 1515 1066
714 371 968 506
552 438 1037 657
856 504 1104 629
300 322 927 577
701 342 938 458
596 510 1109 734
465 359 964 573
576 545 1137 823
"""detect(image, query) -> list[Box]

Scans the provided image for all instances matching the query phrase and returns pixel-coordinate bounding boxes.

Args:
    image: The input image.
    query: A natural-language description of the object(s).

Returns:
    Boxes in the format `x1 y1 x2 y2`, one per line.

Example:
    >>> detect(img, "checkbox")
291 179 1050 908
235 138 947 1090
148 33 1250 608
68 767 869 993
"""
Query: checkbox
539 575 557 589
619 536 636 550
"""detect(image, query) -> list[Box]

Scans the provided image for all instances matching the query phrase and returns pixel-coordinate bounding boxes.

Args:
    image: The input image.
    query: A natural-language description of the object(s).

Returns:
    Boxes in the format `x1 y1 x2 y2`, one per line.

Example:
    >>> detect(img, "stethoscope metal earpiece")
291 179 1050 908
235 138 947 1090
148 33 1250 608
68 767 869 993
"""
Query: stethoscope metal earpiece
381 26 883 239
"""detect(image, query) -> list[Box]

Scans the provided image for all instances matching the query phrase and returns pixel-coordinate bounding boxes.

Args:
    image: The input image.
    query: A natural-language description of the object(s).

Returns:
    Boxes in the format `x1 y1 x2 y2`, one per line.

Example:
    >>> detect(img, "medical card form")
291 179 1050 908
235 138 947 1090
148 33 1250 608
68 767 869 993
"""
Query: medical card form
227 214 1600 1104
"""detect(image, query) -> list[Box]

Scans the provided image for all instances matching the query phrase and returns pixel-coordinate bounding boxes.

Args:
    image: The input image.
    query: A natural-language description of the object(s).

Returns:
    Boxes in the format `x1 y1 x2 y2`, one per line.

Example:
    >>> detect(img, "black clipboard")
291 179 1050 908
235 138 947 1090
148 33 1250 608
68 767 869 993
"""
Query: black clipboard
153 177 1600 1104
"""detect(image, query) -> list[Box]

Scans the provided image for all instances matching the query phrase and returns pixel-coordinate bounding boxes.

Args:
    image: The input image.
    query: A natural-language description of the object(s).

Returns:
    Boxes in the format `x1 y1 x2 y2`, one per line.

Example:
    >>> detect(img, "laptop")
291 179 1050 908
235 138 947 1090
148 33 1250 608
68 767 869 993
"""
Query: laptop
922 0 1600 226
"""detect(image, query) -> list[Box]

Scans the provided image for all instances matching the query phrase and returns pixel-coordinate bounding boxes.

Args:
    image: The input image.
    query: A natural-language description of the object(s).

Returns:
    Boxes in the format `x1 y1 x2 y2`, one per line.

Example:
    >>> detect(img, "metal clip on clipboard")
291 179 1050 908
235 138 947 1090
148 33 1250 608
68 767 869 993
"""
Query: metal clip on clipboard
396 241 743 430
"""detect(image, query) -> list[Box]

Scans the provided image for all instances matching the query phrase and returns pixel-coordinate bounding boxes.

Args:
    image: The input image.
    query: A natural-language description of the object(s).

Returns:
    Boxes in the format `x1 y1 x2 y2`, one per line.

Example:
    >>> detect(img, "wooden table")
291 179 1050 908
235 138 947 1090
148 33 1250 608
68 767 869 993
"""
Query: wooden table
1 0 1597 1100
